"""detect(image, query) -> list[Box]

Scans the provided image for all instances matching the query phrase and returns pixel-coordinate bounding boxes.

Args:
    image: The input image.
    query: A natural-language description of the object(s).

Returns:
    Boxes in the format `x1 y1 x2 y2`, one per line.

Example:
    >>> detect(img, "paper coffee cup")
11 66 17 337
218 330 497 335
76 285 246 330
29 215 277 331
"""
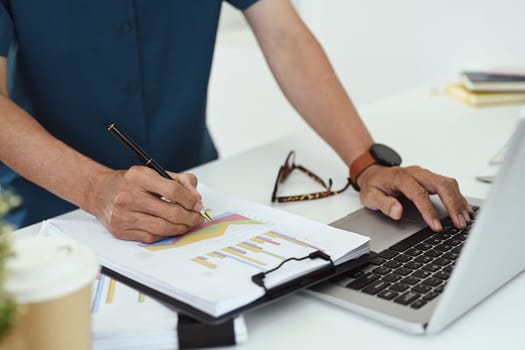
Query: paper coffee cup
3 236 99 350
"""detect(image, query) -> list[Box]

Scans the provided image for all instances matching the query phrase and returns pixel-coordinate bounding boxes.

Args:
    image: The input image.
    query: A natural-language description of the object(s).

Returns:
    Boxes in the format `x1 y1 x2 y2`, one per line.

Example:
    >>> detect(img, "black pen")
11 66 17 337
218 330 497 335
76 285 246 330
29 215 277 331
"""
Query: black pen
107 122 213 222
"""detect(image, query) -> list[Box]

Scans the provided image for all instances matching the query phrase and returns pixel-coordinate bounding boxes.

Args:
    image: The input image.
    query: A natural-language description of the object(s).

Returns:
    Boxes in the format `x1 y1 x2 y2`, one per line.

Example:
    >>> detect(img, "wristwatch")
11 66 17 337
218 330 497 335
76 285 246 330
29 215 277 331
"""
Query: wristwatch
349 143 402 191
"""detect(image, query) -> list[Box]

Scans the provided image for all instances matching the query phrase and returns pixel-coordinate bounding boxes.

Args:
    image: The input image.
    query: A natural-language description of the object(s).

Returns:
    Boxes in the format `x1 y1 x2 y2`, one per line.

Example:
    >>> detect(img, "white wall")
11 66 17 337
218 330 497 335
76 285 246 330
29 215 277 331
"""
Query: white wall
308 0 525 105
207 0 525 158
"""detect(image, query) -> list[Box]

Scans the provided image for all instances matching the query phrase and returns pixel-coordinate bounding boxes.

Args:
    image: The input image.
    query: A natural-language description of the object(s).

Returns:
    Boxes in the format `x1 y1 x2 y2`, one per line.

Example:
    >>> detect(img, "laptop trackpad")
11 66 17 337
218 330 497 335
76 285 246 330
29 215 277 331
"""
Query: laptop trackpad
330 197 447 252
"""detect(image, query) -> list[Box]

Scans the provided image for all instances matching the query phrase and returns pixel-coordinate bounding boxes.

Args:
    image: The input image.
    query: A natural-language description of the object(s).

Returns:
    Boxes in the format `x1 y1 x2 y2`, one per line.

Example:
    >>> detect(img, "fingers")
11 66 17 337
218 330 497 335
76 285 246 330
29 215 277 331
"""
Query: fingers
167 171 203 211
390 169 443 231
109 211 193 243
360 188 404 220
113 189 203 228
127 166 201 211
406 166 472 228
98 167 205 242
358 165 472 232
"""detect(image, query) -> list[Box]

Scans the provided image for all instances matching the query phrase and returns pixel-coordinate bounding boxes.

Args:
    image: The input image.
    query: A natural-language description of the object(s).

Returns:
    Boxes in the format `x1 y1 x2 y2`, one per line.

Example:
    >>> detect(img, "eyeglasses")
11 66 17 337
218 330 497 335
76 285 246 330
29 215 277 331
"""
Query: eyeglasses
271 151 351 203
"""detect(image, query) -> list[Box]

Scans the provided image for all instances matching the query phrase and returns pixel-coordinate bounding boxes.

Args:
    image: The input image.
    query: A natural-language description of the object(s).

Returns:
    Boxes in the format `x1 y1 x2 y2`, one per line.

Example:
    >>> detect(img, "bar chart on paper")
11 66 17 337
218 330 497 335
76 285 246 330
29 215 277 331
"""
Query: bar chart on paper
138 210 324 273
139 212 263 251
191 231 323 271
92 274 147 314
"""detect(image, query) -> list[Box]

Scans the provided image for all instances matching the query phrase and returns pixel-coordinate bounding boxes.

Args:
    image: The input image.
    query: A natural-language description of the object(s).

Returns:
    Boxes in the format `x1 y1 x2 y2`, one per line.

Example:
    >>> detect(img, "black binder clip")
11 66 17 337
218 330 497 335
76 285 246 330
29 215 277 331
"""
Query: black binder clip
177 313 236 349
251 250 335 297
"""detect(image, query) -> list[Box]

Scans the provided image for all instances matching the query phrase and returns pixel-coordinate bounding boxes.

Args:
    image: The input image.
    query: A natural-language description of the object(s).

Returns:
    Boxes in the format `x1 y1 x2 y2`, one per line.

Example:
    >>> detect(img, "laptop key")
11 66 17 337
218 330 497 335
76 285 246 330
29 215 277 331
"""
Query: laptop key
452 246 463 254
383 260 402 269
444 238 463 246
378 250 398 259
433 258 451 266
404 261 424 270
347 269 365 279
422 264 441 272
393 254 412 263
372 266 391 275
435 244 453 252
435 285 445 293
369 256 387 265
347 273 380 290
441 216 453 227
411 299 427 309
423 291 440 301
389 227 434 252
377 290 399 300
393 291 421 305
412 284 432 294
412 270 432 279
434 233 452 241
382 273 402 283
400 276 420 285
442 252 459 260
422 277 442 287
362 281 391 295
450 228 463 235
456 234 467 241
390 283 410 292
393 267 412 276
424 237 442 246
405 248 424 257
414 243 433 251
424 250 442 258
414 255 433 264
434 270 451 280
443 265 454 273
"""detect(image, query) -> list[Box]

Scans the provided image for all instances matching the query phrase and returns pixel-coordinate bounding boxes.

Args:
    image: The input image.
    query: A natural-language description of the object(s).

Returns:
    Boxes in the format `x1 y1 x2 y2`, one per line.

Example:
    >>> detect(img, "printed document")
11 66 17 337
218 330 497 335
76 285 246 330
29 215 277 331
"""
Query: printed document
41 185 369 317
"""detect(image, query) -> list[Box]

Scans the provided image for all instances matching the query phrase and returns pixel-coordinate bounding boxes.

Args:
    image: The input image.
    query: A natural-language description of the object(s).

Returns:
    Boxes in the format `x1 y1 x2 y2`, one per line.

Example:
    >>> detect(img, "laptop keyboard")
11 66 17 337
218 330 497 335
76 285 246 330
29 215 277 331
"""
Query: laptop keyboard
341 207 479 310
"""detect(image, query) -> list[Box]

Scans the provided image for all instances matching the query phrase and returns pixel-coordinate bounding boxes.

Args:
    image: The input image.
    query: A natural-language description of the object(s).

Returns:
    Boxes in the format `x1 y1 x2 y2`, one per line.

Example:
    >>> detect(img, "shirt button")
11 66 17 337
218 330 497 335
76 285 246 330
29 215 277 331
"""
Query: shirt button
121 21 133 33
127 81 138 94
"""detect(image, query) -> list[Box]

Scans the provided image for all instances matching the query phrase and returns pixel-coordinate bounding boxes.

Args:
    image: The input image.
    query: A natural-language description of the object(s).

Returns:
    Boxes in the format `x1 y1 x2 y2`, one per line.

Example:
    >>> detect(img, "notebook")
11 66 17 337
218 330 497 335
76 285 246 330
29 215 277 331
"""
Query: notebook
446 82 525 107
307 107 525 334
40 185 369 323
460 71 525 92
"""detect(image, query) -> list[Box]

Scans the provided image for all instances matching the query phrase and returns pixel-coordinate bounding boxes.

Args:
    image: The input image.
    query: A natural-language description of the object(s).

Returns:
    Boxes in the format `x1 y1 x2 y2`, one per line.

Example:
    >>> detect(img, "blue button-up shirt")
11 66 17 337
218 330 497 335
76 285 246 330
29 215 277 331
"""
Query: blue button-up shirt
0 0 257 227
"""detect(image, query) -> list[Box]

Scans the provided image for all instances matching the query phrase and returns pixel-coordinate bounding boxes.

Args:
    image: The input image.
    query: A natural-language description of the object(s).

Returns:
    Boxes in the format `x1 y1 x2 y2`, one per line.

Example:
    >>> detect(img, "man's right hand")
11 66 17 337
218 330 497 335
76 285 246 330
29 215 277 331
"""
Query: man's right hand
93 166 204 243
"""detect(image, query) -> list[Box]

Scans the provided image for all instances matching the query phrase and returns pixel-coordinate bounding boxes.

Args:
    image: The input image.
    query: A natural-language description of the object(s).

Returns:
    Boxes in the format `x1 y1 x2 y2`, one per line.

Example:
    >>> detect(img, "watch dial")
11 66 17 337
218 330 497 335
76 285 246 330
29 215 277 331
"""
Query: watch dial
370 144 402 166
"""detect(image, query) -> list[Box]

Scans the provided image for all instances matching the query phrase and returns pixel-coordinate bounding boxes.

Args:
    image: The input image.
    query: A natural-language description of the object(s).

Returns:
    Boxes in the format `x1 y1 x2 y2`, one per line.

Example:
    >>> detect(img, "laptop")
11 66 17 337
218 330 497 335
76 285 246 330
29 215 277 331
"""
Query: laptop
307 108 525 334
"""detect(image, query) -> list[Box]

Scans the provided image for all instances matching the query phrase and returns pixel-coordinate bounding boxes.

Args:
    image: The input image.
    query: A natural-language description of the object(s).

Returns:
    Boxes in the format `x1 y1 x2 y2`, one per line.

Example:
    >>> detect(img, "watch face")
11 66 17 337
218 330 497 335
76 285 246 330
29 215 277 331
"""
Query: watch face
370 143 402 166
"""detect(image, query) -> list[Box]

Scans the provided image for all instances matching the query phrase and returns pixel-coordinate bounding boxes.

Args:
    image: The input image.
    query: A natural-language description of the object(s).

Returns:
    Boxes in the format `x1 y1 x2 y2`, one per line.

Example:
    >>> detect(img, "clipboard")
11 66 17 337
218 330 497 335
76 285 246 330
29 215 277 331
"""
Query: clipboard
42 187 371 333
100 251 370 325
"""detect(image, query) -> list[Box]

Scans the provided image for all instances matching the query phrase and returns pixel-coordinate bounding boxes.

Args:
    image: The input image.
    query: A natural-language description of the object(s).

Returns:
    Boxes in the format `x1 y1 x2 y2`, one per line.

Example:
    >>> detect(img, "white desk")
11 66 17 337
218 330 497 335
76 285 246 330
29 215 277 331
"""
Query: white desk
15 84 524 349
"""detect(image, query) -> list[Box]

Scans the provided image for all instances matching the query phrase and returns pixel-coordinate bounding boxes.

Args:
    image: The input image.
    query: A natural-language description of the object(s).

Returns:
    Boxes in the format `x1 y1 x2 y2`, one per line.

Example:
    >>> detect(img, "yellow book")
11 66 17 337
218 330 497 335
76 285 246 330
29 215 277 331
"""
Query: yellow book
446 82 525 107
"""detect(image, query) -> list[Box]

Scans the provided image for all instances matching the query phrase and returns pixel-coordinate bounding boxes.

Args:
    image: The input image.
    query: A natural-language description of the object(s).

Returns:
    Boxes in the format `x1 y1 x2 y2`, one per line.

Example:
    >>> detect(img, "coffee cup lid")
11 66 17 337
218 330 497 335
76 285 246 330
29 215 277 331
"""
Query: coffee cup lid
5 236 100 303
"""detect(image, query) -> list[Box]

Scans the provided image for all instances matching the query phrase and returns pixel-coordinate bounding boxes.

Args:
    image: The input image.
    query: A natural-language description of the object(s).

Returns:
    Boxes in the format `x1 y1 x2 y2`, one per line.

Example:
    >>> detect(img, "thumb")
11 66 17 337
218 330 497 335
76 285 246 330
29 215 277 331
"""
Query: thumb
360 188 403 220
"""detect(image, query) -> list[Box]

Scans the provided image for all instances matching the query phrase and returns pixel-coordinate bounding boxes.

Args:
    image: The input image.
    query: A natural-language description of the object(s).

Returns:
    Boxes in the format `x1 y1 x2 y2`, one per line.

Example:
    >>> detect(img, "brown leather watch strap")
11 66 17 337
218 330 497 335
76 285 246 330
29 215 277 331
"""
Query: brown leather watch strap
349 151 376 185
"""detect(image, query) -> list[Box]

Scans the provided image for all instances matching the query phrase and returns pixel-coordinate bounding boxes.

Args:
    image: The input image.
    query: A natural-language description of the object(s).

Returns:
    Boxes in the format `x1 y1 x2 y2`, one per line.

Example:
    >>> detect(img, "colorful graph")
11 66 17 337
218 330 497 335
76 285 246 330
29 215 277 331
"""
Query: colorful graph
92 274 145 314
191 230 321 271
264 231 323 251
140 212 262 252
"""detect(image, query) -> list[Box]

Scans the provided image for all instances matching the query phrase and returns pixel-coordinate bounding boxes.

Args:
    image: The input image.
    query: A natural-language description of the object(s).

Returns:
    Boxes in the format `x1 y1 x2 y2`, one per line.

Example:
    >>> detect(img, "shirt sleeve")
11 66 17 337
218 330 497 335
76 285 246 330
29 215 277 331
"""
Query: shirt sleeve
226 0 259 11
0 1 14 57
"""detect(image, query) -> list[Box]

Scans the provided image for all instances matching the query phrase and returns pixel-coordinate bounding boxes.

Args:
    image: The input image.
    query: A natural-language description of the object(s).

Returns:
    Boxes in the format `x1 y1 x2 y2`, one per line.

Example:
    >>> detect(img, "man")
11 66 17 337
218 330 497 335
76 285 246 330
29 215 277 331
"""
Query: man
0 0 471 243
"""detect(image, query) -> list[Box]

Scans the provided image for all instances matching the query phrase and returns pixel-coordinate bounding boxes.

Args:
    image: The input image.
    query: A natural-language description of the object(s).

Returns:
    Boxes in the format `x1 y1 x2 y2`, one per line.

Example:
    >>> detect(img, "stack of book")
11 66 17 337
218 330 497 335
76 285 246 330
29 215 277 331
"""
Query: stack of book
446 70 525 107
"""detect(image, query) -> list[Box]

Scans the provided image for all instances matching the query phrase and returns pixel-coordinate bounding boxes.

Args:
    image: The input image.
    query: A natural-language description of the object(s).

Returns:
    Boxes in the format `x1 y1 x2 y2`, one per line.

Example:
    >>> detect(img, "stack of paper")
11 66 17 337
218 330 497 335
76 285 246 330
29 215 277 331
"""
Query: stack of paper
90 274 247 350
447 70 525 106
41 185 369 318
